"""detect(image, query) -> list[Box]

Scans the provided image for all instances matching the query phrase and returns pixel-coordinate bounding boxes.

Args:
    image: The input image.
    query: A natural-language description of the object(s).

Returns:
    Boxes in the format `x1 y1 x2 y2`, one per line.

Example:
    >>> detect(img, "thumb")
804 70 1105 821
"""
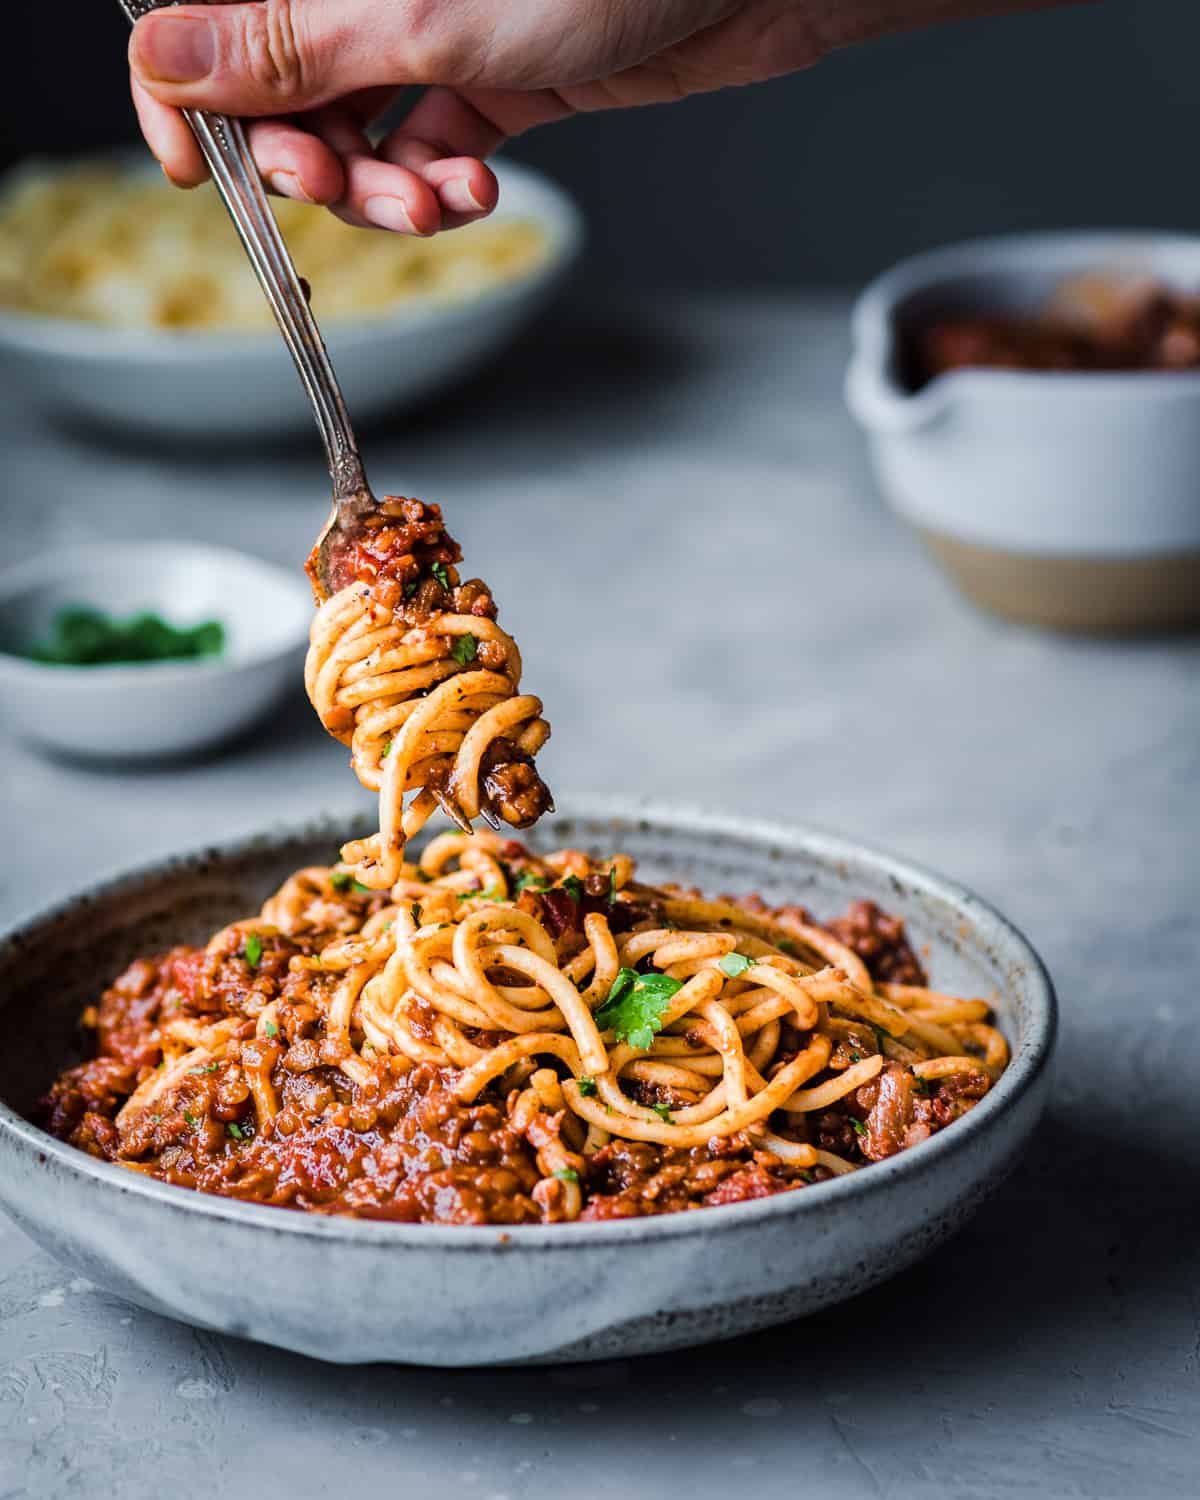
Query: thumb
129 0 413 115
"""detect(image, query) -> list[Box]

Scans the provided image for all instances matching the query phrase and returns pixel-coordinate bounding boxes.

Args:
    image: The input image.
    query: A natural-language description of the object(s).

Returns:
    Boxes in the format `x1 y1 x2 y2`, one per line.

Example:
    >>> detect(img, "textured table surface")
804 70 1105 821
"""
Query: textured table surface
1 296 1197 1499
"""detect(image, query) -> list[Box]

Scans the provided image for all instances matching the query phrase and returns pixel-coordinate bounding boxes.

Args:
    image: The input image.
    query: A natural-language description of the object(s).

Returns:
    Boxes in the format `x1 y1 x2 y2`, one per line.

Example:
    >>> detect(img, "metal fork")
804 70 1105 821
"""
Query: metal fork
115 0 473 831
115 0 386 604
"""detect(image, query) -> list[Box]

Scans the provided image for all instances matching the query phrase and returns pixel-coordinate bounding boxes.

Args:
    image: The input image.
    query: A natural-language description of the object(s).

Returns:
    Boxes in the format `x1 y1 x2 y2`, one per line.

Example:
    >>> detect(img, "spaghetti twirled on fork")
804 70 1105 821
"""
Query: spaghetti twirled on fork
305 498 552 889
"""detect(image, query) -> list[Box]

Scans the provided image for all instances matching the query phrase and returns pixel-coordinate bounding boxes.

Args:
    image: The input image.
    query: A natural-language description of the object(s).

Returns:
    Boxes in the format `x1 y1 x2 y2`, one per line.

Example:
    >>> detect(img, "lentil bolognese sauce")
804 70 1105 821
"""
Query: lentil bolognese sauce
40 833 1009 1223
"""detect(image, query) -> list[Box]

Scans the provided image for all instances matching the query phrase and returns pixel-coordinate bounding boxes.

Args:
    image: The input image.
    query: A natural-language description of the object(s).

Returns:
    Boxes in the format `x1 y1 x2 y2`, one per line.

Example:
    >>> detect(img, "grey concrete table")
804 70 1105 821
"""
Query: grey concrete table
1 297 1197 1499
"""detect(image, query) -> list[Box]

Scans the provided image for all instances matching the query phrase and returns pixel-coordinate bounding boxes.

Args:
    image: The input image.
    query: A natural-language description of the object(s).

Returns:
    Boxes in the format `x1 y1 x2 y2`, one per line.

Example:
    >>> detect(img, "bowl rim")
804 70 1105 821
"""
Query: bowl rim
0 539 313 681
850 228 1200 411
0 796 1057 1249
0 155 584 360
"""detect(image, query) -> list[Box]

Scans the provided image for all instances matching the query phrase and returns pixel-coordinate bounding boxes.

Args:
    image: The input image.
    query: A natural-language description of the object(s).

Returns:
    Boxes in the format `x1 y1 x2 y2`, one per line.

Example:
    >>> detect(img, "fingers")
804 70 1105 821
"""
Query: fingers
245 119 345 205
131 78 208 187
128 0 399 117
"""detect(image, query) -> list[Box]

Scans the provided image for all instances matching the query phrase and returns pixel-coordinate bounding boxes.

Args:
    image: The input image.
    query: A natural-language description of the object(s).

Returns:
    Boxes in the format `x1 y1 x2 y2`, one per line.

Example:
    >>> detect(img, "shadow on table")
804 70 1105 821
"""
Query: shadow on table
224 1105 1197 1415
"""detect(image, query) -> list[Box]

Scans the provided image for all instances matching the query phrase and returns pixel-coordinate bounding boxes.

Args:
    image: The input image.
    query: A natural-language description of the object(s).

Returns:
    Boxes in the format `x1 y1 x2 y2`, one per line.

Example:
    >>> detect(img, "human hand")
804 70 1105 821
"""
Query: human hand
129 0 1062 236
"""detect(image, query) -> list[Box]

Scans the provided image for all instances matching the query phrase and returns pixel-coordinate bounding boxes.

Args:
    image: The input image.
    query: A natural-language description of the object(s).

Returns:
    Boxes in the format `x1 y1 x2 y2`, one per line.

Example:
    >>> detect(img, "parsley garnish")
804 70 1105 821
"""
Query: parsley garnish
381 741 392 759
243 933 263 969
183 1111 197 1127
353 881 372 894
576 1076 598 1097
718 952 755 979
560 874 585 903
607 867 618 905
188 1063 218 1076
872 1024 892 1050
410 902 422 925
553 1167 579 1184
226 1121 249 1141
850 1117 868 1137
450 633 477 667
513 871 550 895
777 938 797 956
458 885 501 903
264 1021 280 1039
594 968 683 1050
652 1103 673 1123
403 579 418 598
799 1170 814 1183
849 1050 863 1063
330 870 352 891
431 561 451 591
151 1114 162 1124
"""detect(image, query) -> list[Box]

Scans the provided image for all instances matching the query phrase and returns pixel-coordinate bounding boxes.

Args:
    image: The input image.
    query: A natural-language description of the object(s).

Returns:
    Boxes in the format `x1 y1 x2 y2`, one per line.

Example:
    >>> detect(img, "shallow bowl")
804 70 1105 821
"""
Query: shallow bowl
0 157 583 439
845 231 1200 632
0 541 312 759
0 801 1055 1365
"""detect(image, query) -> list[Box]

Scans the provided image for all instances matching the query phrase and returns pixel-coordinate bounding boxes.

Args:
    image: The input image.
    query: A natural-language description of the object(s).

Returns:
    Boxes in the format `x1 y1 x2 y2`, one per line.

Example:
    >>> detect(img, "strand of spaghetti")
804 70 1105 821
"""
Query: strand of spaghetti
778 1053 884 1113
484 944 609 1076
563 1035 833 1147
455 1032 584 1101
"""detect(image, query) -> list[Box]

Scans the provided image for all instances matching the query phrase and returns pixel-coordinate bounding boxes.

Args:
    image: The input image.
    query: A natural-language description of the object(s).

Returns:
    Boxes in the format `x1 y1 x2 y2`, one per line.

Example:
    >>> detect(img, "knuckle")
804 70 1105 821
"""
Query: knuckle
395 0 482 84
239 0 310 99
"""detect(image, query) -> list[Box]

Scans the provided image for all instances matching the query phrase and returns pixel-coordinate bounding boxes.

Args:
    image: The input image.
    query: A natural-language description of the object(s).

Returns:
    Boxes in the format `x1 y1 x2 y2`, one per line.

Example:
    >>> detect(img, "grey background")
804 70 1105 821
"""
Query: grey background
5 0 1197 286
1 296 1198 1496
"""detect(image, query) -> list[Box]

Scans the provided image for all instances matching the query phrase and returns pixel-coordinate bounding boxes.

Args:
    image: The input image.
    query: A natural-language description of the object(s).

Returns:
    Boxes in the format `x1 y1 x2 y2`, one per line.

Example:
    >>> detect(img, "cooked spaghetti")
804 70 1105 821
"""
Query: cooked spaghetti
305 497 552 889
40 835 1008 1224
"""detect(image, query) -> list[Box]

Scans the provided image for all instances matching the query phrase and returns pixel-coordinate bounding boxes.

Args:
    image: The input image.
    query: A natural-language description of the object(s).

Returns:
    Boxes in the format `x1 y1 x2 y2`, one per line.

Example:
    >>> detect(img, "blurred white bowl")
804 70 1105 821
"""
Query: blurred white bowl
0 157 583 439
0 543 312 759
845 232 1200 631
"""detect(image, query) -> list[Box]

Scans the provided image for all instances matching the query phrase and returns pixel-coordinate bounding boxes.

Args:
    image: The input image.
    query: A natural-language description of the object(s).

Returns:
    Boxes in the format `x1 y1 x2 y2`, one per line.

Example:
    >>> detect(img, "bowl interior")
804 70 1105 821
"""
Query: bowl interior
0 544 312 668
0 806 1050 1130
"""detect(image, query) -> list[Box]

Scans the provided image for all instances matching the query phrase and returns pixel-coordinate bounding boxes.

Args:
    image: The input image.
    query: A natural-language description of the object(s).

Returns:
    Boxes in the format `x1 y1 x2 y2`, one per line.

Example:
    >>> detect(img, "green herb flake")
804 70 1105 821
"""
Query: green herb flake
849 1051 863 1063
403 580 418 598
560 874 585 904
607 867 619 906
718 952 755 979
243 933 264 969
777 938 797 956
800 1170 814 1183
513 870 550 895
652 1103 673 1124
330 870 352 891
183 1111 197 1128
576 1076 598 1098
872 1024 892 1050
450 633 478 667
410 902 422 925
380 741 392 759
850 1117 868 1137
458 884 502 903
353 881 372 895
188 1063 218 1076
431 561 451 591
553 1167 580 1184
264 1021 280 1039
151 1114 162 1124
226 1121 249 1141
594 968 683 1050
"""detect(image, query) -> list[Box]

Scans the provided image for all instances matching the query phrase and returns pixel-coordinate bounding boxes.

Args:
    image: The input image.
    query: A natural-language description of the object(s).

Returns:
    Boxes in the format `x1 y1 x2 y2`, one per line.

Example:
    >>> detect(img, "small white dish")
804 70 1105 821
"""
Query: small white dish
0 542 312 759
0 157 584 439
845 232 1200 631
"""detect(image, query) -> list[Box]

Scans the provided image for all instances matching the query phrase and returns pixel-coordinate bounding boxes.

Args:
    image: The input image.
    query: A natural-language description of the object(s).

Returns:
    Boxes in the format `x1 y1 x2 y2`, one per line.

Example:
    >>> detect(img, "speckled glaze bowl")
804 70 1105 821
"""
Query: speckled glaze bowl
0 802 1055 1366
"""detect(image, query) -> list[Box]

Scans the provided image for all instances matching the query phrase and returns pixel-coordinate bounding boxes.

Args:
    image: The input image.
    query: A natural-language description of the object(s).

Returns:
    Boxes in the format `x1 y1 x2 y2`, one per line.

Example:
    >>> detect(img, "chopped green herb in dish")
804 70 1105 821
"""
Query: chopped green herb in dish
28 606 224 667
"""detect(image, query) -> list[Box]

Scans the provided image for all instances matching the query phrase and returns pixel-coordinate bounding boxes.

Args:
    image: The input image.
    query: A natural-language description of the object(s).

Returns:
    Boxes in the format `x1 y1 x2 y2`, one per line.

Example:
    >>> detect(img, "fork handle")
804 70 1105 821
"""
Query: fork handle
115 1 369 502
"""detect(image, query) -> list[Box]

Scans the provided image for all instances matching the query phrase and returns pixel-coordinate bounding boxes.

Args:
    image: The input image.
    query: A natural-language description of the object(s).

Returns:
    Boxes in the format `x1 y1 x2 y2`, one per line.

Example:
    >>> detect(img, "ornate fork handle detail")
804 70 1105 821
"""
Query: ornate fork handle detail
114 0 369 502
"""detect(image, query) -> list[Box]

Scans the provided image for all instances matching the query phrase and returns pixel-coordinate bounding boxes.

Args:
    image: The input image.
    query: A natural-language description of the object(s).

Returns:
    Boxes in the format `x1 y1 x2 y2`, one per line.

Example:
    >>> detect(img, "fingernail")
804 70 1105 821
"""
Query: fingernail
439 178 486 215
136 15 215 83
269 171 312 203
364 195 420 234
